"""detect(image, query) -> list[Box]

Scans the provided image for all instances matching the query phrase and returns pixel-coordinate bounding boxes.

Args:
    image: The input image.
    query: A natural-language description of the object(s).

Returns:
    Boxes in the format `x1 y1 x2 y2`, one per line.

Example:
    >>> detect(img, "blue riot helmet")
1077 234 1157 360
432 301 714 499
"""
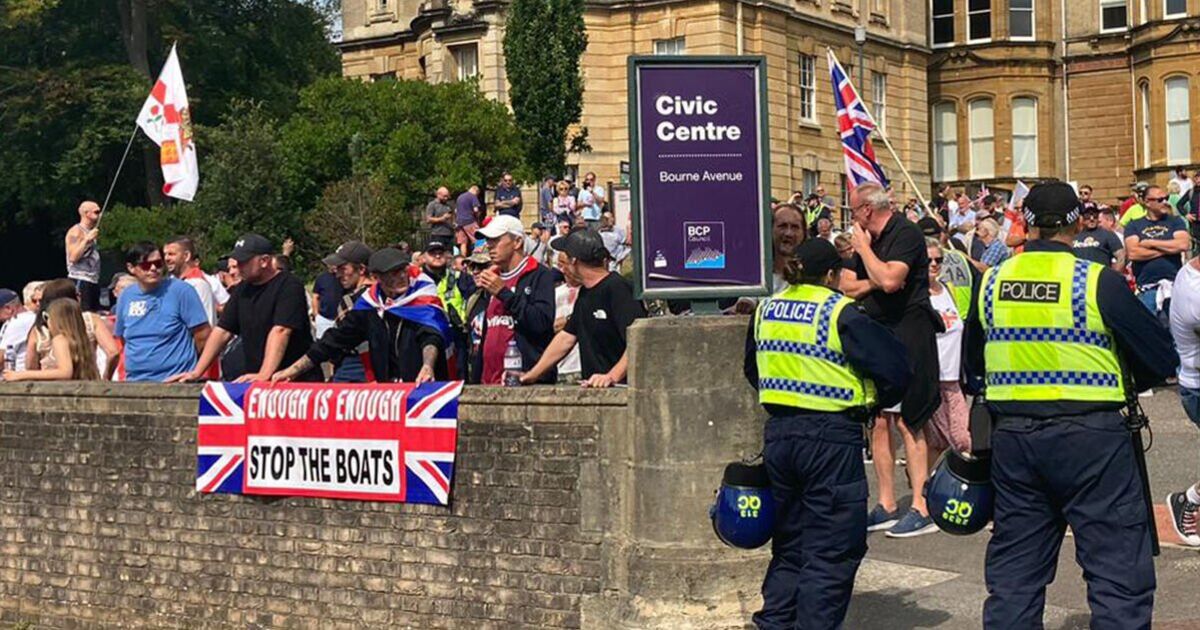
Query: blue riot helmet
924 449 994 535
710 461 776 549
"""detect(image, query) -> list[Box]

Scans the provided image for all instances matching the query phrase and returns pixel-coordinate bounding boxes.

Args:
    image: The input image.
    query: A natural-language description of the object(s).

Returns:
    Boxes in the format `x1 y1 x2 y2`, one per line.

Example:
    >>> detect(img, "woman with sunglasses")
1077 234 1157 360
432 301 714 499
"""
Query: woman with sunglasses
922 239 972 465
112 242 211 382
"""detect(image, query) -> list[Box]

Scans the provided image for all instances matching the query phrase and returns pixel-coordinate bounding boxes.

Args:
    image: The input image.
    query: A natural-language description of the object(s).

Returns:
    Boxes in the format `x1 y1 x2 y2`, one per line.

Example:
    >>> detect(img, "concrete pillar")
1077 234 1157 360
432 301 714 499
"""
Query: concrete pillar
587 316 769 628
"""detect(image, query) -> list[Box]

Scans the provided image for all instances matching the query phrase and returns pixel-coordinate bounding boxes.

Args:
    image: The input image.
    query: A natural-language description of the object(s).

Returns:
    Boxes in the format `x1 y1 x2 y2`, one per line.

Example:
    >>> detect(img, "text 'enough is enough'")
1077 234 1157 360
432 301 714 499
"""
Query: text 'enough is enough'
245 388 408 422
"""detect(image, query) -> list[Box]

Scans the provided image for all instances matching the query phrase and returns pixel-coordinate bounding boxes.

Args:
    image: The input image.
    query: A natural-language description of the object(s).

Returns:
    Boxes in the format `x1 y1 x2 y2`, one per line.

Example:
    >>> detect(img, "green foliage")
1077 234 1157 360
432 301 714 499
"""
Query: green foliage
0 0 339 281
307 177 419 254
503 0 589 179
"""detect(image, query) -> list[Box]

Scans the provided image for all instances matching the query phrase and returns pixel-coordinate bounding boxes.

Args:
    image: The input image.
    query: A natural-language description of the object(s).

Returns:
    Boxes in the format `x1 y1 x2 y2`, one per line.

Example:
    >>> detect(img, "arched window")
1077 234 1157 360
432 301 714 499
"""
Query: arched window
933 102 958 181
1166 76 1190 165
1012 97 1038 177
969 98 995 179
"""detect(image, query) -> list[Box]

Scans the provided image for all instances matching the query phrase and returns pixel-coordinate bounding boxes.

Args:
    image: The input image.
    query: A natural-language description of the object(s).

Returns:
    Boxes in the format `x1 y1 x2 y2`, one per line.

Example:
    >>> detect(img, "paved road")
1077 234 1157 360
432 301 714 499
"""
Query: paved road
848 388 1200 628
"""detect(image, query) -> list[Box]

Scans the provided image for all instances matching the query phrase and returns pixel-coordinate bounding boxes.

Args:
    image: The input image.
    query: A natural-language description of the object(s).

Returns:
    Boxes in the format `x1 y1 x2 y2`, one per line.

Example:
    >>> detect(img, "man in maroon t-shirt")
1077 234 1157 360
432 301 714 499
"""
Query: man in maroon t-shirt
473 215 556 384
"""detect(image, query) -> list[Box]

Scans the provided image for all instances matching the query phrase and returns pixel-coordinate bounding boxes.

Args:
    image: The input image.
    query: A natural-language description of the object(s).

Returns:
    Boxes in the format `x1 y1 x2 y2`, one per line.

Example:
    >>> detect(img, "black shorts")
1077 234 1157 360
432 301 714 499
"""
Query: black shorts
74 279 101 312
891 308 942 431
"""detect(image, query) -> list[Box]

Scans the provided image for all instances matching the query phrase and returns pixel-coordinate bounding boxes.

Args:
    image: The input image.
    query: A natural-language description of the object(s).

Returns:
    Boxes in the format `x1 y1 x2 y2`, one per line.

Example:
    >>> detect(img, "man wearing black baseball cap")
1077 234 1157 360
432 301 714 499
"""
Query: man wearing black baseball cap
742 237 910 629
169 233 320 383
272 247 448 384
519 229 645 387
963 181 1176 628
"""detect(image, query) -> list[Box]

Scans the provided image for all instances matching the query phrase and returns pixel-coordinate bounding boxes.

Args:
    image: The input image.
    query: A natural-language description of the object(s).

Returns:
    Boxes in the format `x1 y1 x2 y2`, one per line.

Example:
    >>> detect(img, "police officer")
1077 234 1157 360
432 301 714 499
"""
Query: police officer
964 181 1177 629
743 238 911 630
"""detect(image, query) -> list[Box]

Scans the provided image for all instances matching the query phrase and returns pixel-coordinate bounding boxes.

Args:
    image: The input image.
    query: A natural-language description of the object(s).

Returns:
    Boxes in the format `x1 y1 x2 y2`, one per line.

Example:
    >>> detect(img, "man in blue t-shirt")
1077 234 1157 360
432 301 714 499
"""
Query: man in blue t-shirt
494 172 522 218
115 242 210 382
1125 184 1192 320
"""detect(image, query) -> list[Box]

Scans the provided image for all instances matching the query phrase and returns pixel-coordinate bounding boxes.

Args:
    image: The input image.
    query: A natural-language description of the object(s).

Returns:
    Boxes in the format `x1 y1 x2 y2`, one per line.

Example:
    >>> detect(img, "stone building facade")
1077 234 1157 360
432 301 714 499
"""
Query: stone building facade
339 0 933 209
340 0 1200 209
929 0 1200 203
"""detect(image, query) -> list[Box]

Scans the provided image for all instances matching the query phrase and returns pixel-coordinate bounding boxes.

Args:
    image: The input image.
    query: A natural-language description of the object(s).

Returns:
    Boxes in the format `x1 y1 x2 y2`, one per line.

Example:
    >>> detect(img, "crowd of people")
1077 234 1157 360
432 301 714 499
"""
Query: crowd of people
0 173 643 392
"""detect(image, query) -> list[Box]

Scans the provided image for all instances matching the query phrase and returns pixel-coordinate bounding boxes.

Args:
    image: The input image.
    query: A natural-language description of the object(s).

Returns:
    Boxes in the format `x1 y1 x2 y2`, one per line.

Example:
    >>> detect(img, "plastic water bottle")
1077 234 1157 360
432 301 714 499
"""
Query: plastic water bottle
503 341 522 387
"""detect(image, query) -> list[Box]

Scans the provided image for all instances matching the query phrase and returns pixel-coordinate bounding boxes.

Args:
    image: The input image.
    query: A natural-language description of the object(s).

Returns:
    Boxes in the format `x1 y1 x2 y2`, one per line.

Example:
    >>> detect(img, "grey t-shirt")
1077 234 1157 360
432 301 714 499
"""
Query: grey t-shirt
426 199 455 238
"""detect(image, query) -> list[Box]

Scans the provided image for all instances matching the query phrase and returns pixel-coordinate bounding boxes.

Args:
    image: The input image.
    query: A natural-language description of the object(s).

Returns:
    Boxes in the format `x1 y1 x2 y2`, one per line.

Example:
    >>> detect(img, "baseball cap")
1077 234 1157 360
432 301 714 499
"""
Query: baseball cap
228 234 274 263
551 228 609 265
367 248 410 275
466 247 491 266
1132 181 1150 193
792 239 842 278
1023 181 1081 228
476 215 525 239
0 289 18 308
322 240 373 267
917 217 943 237
531 222 547 230
424 240 447 253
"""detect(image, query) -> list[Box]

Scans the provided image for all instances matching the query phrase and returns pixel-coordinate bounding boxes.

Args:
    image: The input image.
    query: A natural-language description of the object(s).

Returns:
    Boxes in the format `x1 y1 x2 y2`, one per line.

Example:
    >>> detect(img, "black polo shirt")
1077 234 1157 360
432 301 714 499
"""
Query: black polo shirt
852 213 933 326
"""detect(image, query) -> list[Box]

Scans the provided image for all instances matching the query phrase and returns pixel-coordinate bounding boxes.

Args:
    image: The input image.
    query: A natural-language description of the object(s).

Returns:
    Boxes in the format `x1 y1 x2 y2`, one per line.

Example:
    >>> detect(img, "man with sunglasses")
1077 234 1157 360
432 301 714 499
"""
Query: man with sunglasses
114 242 210 382
1125 185 1190 321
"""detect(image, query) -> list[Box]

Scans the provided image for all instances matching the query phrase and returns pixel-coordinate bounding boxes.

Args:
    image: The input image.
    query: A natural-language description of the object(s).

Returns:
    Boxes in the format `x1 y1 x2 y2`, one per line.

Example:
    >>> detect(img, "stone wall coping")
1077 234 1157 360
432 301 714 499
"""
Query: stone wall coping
0 381 628 407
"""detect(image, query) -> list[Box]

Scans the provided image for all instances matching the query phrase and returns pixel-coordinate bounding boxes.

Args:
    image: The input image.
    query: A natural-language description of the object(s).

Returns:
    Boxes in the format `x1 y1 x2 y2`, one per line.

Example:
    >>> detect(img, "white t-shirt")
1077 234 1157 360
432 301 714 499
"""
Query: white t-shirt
1170 263 1200 389
0 310 36 371
930 285 963 382
184 276 218 326
206 273 230 306
554 284 581 375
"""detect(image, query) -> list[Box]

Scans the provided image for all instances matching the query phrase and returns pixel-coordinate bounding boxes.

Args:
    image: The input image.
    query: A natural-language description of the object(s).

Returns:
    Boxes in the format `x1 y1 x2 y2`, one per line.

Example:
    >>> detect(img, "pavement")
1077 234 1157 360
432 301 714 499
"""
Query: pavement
847 387 1200 628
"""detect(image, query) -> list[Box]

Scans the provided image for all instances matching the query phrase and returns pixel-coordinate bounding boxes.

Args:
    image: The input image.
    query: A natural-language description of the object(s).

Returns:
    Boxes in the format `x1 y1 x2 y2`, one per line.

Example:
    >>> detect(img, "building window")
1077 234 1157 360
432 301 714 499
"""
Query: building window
1100 0 1128 31
1140 82 1151 169
378 0 388 10
933 102 958 182
872 72 887 129
969 98 995 179
653 37 686 55
1011 0 1034 39
370 72 396 82
1165 0 1186 17
1012 97 1038 177
932 0 955 46
799 54 816 123
450 44 479 81
968 0 992 41
1166 76 1190 165
802 169 819 196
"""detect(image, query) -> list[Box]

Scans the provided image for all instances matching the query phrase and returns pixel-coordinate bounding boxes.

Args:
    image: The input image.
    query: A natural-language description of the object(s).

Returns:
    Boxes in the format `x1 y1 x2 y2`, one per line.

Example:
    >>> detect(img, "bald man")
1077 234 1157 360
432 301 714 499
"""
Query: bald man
65 200 103 311
426 186 456 246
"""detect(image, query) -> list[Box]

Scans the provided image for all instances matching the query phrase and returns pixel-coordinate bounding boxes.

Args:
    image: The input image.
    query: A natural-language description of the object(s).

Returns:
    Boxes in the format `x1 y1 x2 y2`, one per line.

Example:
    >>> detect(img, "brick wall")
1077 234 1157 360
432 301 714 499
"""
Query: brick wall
0 382 625 629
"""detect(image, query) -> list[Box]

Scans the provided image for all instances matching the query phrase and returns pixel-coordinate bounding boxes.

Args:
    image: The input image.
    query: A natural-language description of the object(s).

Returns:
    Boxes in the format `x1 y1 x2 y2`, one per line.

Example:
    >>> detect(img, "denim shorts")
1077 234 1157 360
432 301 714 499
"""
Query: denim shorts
1180 386 1200 429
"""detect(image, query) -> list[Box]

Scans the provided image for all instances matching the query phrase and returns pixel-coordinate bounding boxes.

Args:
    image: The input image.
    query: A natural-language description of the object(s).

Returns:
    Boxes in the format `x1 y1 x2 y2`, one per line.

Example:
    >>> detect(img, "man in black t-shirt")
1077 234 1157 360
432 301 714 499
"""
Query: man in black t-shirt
521 229 646 387
1072 207 1125 270
841 183 943 538
168 233 321 383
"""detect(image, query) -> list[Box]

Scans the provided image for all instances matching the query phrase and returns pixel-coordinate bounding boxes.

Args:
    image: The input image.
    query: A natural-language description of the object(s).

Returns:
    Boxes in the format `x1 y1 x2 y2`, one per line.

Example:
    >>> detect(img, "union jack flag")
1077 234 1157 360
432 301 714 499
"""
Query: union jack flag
196 381 249 494
828 49 889 188
354 267 452 343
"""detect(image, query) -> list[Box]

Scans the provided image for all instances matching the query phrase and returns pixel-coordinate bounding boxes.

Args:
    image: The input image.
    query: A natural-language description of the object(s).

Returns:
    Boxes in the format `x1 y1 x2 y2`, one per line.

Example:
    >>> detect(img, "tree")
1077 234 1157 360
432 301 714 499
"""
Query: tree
503 0 589 179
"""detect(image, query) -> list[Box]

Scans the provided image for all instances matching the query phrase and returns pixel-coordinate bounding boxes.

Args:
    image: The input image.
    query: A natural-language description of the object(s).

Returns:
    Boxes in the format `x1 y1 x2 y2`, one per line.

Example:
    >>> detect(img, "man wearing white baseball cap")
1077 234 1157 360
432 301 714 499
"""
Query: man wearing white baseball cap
471 215 556 385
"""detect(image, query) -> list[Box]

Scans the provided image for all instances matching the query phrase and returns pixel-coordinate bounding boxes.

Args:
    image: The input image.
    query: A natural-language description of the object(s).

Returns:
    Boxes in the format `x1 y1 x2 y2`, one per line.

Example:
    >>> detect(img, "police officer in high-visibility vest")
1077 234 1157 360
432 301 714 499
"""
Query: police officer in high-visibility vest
964 181 1177 629
743 238 911 630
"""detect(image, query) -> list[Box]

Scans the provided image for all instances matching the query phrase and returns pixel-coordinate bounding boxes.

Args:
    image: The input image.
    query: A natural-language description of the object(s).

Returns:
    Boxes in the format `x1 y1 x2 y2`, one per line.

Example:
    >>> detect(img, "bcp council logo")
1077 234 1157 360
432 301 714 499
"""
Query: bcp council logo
683 221 726 270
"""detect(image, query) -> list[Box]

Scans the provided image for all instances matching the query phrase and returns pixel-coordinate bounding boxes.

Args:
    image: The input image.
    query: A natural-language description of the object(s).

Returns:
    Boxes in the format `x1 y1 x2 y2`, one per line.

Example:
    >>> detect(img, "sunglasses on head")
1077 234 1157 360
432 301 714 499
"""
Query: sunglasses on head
137 259 165 271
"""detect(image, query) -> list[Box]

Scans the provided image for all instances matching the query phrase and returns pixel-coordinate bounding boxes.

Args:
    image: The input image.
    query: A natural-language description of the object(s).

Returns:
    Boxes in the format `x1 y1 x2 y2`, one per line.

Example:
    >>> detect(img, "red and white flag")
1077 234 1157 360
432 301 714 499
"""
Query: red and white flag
136 43 199 201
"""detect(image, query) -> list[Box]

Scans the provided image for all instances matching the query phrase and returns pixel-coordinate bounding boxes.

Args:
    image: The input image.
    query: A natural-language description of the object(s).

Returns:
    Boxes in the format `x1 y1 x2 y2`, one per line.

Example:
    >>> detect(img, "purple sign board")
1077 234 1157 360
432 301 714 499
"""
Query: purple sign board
628 56 771 300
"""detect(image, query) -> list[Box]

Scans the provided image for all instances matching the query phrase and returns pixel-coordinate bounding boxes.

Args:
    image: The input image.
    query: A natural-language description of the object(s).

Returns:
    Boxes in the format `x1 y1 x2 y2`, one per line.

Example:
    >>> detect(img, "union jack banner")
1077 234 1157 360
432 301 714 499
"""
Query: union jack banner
196 381 462 505
828 49 889 188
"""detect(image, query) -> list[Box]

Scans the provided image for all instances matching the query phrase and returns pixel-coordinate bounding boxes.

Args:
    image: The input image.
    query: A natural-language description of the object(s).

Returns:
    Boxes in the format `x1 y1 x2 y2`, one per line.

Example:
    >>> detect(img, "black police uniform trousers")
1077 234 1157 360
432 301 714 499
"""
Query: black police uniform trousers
984 411 1155 629
754 412 867 630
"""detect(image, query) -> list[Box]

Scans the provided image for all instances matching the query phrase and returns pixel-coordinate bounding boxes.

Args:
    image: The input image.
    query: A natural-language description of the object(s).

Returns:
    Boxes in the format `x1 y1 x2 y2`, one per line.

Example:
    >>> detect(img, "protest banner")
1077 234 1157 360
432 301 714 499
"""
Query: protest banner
196 381 462 505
